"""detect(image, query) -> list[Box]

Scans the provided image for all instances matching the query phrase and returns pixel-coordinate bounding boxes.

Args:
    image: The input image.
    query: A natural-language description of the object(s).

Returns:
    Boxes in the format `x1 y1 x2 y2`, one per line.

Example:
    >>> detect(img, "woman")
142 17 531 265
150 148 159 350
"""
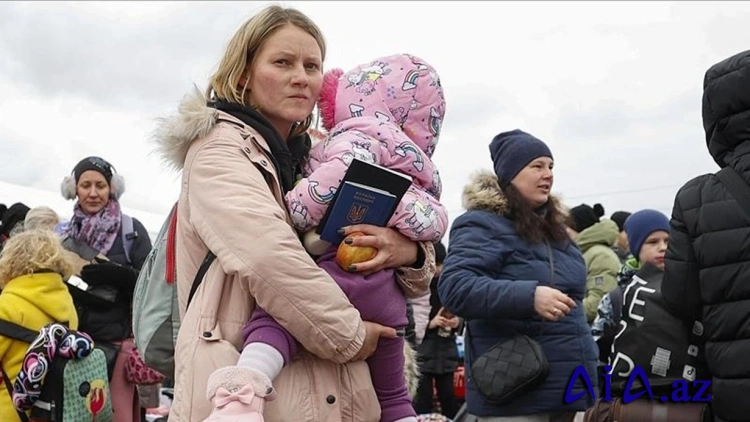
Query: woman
438 129 598 422
0 230 78 422
60 156 151 269
59 155 153 422
152 5 435 422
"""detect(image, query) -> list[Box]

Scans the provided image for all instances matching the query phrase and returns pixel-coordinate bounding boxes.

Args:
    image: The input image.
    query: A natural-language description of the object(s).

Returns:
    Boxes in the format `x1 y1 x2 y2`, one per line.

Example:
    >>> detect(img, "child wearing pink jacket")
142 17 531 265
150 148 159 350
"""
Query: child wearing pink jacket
209 54 448 422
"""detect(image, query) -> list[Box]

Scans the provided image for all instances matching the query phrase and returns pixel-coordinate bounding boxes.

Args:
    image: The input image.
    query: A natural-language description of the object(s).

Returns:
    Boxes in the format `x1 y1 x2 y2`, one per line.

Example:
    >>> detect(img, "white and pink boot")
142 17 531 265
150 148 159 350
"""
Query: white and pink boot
202 366 276 422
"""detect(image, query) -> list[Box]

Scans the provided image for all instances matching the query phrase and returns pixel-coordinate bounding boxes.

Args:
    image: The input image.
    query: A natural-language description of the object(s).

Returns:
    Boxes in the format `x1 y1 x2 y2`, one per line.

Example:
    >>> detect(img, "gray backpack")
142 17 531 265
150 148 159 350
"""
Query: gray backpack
131 204 214 379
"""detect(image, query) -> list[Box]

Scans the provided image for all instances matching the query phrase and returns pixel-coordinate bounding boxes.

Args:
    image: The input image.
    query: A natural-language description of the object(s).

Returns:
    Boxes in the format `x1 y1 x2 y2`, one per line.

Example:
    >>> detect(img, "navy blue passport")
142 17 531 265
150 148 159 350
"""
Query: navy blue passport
317 158 412 244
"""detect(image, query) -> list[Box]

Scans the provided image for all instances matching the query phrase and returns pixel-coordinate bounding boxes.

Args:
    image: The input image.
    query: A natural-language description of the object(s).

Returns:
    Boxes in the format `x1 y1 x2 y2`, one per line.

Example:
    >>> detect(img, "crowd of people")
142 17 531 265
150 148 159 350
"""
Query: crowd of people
0 4 748 422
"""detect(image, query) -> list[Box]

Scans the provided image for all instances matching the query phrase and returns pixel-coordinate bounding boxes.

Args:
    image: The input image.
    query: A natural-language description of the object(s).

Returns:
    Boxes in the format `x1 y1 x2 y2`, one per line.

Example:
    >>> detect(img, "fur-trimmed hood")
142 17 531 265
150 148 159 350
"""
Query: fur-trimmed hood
461 170 510 216
461 169 564 216
151 86 220 171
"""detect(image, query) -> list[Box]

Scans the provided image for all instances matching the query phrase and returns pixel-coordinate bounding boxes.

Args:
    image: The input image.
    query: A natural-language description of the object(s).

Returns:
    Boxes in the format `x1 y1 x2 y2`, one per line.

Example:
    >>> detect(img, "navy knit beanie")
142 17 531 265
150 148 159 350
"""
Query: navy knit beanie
489 129 553 188
624 209 670 259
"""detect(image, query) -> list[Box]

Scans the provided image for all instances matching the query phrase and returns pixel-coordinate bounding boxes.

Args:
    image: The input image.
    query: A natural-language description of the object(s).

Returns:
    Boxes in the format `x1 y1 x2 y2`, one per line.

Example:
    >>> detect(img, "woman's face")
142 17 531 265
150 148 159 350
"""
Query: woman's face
76 170 110 215
510 157 554 209
247 24 323 138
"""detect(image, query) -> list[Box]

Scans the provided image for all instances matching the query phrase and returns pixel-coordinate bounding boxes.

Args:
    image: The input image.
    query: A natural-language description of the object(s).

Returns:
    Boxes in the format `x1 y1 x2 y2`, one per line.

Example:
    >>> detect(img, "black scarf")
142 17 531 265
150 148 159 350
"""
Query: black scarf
210 100 311 193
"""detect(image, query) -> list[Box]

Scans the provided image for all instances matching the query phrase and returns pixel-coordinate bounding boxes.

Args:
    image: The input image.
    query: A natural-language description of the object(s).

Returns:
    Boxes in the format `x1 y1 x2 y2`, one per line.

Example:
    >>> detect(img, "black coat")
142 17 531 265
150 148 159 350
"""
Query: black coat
417 277 459 375
662 50 750 422
106 216 152 270
66 215 152 343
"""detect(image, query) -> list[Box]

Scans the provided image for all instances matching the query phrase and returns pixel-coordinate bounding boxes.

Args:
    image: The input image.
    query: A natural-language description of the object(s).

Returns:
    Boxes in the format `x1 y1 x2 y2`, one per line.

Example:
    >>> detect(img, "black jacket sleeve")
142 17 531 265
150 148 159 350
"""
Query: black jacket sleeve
662 190 702 321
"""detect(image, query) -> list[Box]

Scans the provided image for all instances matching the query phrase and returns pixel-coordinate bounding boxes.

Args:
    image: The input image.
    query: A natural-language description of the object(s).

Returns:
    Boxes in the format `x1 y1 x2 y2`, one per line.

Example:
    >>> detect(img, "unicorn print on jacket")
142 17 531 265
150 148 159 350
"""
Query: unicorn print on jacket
286 53 448 243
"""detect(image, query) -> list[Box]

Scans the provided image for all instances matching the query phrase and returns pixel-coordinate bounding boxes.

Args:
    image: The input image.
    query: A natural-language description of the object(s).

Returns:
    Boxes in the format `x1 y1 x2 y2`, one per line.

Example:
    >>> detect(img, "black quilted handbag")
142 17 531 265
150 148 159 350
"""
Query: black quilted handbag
468 331 549 405
466 243 556 405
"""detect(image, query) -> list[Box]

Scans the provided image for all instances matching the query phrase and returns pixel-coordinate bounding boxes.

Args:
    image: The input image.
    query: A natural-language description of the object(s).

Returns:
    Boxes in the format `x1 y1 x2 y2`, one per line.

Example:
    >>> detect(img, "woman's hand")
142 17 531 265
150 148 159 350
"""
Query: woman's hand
351 321 398 361
339 224 418 274
534 286 576 321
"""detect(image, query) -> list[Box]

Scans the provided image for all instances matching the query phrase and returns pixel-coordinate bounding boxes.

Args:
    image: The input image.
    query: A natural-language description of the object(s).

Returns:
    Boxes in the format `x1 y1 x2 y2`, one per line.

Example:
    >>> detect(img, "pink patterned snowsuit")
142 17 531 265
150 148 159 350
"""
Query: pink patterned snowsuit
244 54 448 422
287 53 448 242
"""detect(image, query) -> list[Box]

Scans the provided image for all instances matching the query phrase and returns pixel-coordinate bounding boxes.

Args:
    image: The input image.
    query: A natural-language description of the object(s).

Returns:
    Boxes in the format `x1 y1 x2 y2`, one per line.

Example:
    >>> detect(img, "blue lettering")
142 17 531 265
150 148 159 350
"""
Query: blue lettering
601 365 613 402
622 366 654 404
671 380 691 402
565 366 712 404
564 366 596 404
692 380 712 402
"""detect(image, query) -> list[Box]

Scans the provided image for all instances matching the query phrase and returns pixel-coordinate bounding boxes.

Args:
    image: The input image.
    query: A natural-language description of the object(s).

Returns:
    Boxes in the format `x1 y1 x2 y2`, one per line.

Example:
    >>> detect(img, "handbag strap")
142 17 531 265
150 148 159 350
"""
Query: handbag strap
716 167 750 218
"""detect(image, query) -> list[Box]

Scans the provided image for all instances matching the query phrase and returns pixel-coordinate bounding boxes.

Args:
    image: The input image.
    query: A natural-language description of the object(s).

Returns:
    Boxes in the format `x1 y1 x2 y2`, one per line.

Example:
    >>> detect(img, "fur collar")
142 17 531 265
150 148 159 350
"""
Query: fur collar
151 86 218 171
462 170 510 215
461 170 563 216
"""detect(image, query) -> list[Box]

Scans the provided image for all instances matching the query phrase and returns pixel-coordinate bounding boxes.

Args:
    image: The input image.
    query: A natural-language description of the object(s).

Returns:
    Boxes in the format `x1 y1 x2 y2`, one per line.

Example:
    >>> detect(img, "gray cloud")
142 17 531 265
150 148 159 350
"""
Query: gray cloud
553 89 699 145
551 91 716 214
0 2 256 113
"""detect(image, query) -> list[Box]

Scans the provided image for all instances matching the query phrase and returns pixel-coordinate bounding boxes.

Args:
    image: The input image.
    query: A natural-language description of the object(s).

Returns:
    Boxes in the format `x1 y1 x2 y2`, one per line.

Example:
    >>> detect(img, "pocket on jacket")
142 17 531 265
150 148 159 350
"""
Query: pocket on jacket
265 355 316 421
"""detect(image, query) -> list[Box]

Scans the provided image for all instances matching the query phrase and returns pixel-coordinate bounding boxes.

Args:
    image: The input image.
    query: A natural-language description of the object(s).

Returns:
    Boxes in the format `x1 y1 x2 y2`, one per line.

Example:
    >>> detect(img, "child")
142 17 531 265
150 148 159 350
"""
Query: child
586 211 711 418
205 54 448 422
0 230 78 422
591 209 670 361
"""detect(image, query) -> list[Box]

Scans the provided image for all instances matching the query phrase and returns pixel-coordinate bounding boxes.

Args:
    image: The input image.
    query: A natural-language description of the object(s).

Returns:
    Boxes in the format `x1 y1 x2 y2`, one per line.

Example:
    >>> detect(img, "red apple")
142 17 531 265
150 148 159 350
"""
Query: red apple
336 232 378 270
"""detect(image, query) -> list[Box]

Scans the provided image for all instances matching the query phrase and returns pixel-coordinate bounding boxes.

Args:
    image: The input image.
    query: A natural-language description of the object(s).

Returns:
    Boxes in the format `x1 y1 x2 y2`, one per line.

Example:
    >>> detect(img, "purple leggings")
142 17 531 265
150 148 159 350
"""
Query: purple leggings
243 248 414 421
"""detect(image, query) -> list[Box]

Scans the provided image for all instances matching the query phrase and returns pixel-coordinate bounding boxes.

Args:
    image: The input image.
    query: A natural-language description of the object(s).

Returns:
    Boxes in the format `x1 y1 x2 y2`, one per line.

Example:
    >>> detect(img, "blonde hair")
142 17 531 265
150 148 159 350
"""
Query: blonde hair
206 5 326 138
0 229 72 287
25 206 62 232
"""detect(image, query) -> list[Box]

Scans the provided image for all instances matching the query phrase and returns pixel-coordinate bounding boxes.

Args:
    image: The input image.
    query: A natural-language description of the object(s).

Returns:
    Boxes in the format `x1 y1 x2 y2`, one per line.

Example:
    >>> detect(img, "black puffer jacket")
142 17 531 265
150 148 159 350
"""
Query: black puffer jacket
662 50 750 422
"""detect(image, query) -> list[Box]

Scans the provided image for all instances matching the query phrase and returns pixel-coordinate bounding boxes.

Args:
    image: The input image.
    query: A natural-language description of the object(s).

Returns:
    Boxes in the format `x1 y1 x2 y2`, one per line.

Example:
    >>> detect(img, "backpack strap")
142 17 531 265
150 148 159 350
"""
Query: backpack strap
0 319 39 343
164 202 216 310
165 204 179 285
0 320 37 422
2 368 29 422
716 167 750 218
187 252 217 311
121 214 136 265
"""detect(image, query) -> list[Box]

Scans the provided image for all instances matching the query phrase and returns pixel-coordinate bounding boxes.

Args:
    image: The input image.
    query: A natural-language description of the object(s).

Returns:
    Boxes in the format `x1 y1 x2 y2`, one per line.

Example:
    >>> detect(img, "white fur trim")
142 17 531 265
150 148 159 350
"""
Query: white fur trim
109 173 126 200
404 342 420 397
60 173 126 200
151 85 218 171
60 175 77 200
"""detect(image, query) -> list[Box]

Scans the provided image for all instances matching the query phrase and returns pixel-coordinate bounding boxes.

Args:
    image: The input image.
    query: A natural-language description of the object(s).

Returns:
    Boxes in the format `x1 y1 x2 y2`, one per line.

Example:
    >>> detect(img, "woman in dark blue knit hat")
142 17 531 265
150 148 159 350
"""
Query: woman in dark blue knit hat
439 129 597 421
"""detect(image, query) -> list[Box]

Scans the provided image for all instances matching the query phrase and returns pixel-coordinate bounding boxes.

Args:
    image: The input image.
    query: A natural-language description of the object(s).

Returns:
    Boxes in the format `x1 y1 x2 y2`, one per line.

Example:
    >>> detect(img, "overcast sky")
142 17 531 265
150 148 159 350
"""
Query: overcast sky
1 1 749 241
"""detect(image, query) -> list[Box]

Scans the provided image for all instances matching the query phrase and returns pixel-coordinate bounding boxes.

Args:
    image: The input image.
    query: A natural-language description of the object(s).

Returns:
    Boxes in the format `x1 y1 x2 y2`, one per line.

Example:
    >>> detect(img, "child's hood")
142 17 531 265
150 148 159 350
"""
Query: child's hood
318 53 446 157
0 273 75 323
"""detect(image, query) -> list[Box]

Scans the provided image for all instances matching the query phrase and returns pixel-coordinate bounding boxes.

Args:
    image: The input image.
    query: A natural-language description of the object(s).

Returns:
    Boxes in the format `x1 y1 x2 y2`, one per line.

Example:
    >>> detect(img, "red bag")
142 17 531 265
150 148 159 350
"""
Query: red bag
125 348 165 385
453 365 465 400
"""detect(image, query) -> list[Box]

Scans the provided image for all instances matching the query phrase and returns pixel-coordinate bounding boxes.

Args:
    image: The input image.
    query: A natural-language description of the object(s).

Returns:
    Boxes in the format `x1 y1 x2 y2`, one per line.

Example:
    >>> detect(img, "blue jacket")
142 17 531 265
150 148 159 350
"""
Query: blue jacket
438 171 598 417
